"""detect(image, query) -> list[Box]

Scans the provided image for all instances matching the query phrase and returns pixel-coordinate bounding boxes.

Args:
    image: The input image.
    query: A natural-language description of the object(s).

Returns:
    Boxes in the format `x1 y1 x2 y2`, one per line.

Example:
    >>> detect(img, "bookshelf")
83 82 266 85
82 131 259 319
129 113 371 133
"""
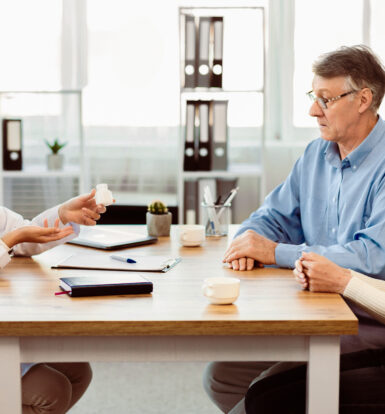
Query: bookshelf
178 2 267 224
0 90 86 219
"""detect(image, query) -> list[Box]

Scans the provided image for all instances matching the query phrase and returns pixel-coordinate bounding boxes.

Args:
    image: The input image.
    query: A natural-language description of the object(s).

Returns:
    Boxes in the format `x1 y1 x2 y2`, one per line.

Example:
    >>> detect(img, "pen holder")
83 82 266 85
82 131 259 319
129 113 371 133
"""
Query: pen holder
201 202 231 237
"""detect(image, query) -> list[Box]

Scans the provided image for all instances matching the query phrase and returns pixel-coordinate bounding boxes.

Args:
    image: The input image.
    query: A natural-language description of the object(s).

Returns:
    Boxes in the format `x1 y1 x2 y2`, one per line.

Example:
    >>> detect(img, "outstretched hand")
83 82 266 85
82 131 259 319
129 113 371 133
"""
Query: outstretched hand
2 218 74 248
59 189 108 226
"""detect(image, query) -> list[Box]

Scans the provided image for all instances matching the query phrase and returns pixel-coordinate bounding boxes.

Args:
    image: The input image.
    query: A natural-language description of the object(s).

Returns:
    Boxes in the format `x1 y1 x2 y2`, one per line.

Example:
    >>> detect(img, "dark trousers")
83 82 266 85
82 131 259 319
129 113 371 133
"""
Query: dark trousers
245 348 385 414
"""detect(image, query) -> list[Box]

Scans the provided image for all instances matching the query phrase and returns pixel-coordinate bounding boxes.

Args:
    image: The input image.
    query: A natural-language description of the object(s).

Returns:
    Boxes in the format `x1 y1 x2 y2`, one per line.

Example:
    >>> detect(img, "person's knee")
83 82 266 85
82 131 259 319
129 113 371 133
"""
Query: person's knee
51 362 93 391
48 372 73 413
203 362 230 397
203 362 216 397
204 362 262 414
22 364 72 414
77 362 93 391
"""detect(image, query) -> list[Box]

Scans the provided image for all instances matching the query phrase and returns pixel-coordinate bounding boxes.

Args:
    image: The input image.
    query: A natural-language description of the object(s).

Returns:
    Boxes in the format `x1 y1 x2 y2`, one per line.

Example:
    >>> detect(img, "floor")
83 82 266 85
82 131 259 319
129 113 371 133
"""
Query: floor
70 362 222 414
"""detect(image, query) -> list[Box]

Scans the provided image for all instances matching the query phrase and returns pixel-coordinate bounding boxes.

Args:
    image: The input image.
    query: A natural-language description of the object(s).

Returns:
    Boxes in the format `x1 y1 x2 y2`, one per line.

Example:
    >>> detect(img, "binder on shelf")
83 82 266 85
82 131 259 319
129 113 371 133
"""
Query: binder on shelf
2 119 22 171
197 17 211 87
184 180 198 224
211 17 223 88
211 100 228 170
183 101 198 171
184 15 197 88
198 101 211 171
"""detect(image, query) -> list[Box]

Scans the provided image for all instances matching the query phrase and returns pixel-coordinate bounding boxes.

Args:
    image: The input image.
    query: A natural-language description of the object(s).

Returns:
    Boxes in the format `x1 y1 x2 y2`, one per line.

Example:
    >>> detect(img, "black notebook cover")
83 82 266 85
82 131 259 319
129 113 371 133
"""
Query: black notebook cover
59 274 153 297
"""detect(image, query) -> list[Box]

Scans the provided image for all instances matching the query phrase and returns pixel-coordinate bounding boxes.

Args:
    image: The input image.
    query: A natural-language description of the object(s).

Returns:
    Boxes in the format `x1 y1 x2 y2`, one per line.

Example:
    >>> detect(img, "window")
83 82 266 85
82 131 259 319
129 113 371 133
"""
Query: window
293 0 363 128
83 1 265 205
84 0 179 127
277 0 385 141
370 0 385 116
0 0 62 90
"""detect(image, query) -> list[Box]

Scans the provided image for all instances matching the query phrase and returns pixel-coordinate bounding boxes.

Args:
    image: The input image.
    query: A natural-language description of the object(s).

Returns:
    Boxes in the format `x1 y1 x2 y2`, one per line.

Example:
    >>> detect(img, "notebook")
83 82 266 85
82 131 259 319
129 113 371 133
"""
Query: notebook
52 254 181 273
68 226 157 250
59 274 153 297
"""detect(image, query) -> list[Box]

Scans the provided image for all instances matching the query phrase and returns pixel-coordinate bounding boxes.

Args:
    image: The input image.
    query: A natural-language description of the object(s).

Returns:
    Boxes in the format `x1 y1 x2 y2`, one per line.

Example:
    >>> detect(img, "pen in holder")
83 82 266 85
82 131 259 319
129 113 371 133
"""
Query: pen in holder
202 202 231 237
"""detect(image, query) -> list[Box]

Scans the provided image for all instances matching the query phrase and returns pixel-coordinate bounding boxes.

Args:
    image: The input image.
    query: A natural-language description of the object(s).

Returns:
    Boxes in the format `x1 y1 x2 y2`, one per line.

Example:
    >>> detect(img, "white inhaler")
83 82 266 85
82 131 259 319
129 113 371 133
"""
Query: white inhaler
95 183 113 206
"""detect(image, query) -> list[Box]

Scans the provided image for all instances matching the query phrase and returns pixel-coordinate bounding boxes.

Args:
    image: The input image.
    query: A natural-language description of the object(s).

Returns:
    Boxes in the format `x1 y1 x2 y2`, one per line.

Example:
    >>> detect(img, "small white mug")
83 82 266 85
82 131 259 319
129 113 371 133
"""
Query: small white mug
202 277 240 305
177 225 205 247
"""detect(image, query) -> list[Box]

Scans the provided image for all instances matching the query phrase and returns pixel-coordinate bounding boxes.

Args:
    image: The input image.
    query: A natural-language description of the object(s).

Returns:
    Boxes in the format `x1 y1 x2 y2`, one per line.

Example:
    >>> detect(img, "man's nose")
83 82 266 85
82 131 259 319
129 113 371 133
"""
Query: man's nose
309 100 324 117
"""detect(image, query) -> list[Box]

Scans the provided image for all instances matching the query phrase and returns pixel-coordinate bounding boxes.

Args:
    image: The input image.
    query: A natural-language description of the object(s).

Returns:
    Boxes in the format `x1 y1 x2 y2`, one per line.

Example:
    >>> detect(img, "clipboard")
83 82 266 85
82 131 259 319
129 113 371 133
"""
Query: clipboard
52 254 181 273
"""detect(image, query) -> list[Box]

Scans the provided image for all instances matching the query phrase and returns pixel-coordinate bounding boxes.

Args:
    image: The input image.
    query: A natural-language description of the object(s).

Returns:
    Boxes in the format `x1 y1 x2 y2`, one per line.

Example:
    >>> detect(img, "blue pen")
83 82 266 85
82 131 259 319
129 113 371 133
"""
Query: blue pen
110 255 137 264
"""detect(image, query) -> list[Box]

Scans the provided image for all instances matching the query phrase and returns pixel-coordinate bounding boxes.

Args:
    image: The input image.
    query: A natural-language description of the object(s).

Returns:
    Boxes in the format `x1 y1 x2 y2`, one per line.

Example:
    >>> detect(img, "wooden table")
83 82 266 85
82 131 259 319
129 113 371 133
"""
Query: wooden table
0 225 357 414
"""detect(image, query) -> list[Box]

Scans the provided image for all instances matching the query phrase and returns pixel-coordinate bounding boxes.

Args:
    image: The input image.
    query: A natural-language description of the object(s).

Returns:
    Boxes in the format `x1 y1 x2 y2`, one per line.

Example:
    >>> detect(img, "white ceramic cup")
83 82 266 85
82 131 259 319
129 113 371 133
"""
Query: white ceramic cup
202 277 240 305
177 225 205 247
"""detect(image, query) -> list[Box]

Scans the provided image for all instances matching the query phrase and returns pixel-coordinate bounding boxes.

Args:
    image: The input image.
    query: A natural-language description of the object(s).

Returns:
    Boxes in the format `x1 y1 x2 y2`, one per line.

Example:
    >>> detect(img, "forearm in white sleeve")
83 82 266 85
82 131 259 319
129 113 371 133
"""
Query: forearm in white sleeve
343 270 385 325
12 205 79 256
0 239 11 268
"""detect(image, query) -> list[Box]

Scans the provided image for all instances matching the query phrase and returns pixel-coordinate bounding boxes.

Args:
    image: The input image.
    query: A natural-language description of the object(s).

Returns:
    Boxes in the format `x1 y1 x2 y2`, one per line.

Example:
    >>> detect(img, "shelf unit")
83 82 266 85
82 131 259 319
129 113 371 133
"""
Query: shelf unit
0 90 86 218
178 2 267 224
182 163 263 179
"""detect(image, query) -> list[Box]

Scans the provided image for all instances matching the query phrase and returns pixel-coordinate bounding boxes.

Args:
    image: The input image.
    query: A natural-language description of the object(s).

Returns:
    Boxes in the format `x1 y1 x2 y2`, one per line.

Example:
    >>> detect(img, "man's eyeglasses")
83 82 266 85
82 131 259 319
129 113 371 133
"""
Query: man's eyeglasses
306 90 356 110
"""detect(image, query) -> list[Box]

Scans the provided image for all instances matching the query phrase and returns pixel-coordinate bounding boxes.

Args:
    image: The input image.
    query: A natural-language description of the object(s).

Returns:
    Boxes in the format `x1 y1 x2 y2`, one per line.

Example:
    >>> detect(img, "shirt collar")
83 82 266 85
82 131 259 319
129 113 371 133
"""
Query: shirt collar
324 116 385 171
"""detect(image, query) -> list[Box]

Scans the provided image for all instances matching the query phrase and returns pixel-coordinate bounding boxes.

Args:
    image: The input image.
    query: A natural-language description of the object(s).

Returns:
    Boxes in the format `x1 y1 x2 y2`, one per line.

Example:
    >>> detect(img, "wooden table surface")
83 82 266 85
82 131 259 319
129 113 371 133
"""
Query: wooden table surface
0 225 358 337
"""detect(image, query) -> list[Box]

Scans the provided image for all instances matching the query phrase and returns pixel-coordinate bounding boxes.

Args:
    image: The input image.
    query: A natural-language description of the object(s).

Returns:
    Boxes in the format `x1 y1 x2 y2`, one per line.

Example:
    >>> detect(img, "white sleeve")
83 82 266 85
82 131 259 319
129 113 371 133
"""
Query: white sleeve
343 271 385 325
0 244 11 269
9 205 79 256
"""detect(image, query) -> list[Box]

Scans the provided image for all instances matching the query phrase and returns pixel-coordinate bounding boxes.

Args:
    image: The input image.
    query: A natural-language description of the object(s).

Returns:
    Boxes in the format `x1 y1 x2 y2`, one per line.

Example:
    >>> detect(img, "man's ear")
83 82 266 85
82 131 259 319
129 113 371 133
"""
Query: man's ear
358 88 373 113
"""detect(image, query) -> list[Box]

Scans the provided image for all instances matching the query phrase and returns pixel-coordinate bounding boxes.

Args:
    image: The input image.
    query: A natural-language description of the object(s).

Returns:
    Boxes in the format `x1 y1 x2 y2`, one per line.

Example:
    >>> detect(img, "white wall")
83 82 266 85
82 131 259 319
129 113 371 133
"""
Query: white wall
264 141 307 195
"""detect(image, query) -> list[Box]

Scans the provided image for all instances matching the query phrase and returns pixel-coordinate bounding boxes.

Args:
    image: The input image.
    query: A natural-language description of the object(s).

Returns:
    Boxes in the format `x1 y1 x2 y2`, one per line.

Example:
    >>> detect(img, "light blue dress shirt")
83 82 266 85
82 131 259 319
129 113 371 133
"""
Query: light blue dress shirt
236 116 385 279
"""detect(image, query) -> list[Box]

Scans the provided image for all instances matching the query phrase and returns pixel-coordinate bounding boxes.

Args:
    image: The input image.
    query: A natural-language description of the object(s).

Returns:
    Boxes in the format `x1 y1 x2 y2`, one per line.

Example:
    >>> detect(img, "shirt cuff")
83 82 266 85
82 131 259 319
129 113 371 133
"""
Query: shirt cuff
343 270 362 299
343 273 376 307
275 243 303 268
69 222 80 237
0 243 12 269
0 238 11 252
55 205 80 236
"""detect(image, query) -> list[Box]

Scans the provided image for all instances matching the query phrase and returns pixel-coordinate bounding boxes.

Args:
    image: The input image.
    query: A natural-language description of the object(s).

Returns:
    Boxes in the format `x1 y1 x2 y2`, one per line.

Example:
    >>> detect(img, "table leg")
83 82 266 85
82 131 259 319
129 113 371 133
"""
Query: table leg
0 337 22 414
306 336 340 414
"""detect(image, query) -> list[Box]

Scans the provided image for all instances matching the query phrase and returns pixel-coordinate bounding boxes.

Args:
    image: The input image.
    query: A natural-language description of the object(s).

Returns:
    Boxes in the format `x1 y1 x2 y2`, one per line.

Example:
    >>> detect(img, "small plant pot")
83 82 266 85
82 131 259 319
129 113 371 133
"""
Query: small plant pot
146 212 172 237
47 154 64 170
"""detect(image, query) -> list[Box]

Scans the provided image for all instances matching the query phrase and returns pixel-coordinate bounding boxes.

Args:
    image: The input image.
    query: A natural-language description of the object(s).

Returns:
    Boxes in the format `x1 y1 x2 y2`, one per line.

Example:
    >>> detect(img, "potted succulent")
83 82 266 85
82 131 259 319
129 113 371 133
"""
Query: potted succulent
146 200 172 237
45 138 67 170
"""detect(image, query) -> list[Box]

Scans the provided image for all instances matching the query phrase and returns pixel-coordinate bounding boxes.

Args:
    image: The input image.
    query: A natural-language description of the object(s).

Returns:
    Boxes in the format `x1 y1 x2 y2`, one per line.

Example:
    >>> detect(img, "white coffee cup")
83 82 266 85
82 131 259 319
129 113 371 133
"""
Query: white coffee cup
177 225 205 247
202 277 240 305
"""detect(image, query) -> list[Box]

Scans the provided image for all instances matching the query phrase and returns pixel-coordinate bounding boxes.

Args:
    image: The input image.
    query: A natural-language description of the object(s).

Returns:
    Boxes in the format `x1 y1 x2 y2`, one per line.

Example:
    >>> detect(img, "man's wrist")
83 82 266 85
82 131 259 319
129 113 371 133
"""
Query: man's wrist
0 238 11 252
270 241 278 265
337 268 352 294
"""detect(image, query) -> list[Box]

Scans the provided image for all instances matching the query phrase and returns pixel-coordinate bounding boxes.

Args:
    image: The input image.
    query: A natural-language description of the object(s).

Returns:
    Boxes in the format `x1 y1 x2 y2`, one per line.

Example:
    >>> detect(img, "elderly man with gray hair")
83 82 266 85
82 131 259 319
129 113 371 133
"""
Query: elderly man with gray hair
203 45 385 413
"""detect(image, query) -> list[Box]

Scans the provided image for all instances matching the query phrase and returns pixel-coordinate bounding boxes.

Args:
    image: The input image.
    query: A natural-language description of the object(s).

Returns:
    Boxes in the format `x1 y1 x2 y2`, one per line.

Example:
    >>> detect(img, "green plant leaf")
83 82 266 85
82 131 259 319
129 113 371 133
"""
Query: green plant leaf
45 138 67 154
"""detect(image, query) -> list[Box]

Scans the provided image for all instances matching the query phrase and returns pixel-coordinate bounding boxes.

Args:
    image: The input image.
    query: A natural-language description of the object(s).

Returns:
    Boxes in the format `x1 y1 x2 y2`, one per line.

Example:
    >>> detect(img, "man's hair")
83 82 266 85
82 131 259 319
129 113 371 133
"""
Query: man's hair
313 45 385 112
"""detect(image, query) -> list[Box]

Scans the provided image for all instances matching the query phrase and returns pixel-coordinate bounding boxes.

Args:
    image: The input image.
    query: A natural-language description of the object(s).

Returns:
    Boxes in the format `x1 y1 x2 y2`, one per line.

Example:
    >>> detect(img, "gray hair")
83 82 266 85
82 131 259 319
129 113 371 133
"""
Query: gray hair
313 45 385 112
